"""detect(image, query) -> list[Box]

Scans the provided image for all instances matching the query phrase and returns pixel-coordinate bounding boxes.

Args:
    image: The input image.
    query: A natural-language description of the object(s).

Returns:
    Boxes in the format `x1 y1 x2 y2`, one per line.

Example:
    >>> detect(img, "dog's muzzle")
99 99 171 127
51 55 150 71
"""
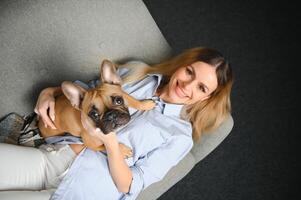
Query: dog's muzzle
99 109 131 134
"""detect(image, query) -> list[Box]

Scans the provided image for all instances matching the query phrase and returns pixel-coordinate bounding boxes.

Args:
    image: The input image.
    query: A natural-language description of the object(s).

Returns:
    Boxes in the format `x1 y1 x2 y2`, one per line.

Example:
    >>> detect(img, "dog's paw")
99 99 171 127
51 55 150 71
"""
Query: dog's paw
119 143 133 159
141 100 156 110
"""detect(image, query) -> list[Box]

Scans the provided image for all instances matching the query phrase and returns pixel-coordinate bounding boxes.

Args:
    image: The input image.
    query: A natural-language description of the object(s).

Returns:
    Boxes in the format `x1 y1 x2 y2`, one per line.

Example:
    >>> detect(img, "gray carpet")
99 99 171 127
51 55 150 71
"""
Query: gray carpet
143 0 299 199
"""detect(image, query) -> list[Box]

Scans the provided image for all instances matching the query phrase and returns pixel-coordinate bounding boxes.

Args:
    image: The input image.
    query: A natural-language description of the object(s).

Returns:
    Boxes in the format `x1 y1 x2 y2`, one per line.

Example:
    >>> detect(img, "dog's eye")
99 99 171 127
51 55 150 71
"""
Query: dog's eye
88 106 100 120
112 96 124 105
92 111 99 117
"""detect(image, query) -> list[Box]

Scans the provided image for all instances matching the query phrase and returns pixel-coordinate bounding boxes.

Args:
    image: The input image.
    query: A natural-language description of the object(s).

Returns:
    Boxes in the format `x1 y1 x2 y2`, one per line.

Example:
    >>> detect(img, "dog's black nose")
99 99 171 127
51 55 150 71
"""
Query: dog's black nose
105 110 119 121
100 109 131 134
104 109 130 124
105 110 118 121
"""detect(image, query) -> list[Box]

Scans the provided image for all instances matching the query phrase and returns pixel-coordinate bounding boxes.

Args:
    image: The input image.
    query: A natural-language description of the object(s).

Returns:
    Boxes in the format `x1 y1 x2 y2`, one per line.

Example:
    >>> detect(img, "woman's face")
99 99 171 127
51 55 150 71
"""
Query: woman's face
161 61 218 105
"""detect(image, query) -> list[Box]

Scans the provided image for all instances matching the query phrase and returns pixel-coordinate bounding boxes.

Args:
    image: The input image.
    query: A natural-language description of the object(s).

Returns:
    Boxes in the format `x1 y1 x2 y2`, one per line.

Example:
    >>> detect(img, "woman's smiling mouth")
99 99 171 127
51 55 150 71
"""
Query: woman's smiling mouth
175 80 189 98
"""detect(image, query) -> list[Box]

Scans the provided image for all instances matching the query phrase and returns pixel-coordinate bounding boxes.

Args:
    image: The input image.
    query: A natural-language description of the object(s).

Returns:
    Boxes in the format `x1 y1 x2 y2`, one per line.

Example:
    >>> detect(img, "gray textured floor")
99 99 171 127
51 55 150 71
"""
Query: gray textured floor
143 0 299 199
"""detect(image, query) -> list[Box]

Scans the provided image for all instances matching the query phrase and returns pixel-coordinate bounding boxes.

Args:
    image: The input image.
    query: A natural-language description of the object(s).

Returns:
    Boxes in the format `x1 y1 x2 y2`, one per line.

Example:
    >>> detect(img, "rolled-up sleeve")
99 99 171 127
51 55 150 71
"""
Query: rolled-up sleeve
123 134 193 199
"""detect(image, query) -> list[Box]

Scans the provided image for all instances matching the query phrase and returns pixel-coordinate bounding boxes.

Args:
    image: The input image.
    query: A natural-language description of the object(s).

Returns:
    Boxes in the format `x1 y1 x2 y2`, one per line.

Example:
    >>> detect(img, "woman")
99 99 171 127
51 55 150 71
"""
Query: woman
0 47 233 199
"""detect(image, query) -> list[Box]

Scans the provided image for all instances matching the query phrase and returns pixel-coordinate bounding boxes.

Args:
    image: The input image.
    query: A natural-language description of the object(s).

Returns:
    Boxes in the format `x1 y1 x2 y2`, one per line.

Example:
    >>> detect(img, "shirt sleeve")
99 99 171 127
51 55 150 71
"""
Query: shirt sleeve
123 133 193 199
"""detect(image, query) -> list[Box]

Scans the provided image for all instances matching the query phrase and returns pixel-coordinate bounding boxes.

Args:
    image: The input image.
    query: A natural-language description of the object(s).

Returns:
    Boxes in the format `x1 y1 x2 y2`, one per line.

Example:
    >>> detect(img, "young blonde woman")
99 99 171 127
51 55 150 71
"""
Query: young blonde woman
0 47 233 200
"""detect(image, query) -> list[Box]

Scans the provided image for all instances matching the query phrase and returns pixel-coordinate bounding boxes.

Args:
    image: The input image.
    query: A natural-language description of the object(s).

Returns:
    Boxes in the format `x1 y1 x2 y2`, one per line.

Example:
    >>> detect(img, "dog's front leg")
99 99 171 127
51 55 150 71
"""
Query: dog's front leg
81 131 106 151
122 92 155 110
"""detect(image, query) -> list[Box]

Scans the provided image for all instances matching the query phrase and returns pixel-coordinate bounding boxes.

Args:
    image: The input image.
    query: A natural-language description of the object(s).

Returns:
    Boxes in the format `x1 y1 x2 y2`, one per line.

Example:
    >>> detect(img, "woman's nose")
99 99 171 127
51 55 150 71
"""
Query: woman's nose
183 78 195 88
182 80 194 94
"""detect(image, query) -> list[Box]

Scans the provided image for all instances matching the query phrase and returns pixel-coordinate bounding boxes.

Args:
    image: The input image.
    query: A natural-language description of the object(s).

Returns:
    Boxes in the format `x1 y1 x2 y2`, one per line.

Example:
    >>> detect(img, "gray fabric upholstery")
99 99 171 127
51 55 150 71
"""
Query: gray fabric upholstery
0 0 172 117
0 0 234 199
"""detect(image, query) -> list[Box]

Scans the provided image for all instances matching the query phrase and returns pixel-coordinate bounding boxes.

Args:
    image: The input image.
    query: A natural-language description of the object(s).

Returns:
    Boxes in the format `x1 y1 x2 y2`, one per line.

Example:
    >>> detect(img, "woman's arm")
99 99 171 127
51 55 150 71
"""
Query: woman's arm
50 86 63 97
80 113 132 193
105 138 133 193
34 86 62 129
125 133 194 198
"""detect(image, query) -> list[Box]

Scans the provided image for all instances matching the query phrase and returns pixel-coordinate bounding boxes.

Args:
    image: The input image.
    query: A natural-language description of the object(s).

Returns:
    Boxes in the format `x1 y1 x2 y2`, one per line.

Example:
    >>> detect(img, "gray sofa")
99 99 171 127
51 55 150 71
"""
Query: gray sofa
0 0 234 199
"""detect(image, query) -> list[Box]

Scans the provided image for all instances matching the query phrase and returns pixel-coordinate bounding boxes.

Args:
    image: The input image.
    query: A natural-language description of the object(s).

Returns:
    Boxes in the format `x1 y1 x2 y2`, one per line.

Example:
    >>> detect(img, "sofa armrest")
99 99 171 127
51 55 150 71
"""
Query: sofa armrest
136 152 195 200
191 115 234 163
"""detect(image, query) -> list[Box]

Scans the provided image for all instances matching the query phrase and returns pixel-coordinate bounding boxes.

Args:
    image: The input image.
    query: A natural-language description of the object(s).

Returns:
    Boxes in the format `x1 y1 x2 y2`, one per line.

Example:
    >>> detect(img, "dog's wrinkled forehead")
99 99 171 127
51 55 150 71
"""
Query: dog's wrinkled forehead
79 90 103 114
83 84 127 111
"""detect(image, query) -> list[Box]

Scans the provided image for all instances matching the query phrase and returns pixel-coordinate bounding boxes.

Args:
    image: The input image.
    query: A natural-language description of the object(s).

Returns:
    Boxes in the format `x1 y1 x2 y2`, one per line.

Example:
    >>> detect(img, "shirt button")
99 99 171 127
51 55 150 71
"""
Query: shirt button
46 145 55 152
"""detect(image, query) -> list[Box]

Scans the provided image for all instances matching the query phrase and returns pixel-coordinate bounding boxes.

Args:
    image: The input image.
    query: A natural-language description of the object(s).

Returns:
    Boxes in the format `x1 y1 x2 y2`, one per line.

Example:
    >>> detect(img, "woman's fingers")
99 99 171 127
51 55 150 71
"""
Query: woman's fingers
49 101 56 122
39 105 57 129
35 101 56 129
34 99 41 115
34 89 57 129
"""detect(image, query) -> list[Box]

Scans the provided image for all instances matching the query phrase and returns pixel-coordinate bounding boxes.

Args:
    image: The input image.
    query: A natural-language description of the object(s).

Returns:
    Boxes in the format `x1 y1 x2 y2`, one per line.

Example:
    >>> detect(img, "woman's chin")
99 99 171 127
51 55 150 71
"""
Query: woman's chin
169 92 185 104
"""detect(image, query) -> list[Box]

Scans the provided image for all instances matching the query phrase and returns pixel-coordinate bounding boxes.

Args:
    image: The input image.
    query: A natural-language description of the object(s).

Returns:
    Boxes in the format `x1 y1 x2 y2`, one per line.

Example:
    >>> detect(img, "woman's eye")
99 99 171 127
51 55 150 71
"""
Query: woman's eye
199 85 205 93
185 67 193 75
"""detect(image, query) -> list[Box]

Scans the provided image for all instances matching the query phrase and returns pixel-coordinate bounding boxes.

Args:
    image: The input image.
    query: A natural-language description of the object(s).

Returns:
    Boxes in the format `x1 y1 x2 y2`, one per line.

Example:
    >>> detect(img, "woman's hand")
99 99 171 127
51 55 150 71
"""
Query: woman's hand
34 87 57 129
96 130 119 147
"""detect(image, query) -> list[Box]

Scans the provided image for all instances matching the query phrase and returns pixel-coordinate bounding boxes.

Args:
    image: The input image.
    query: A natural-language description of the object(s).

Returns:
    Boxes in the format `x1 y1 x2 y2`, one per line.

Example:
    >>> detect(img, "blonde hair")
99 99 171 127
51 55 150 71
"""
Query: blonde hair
118 47 233 143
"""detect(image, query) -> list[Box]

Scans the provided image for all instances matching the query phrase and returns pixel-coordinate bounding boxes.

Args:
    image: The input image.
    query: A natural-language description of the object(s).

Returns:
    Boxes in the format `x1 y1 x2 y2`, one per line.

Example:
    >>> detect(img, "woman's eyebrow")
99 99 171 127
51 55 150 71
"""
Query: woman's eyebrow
190 65 209 92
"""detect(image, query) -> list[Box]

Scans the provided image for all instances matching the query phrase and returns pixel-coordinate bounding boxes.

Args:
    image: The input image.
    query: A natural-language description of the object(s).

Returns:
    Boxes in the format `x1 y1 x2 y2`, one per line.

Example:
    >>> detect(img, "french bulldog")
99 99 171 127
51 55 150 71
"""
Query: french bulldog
38 59 155 158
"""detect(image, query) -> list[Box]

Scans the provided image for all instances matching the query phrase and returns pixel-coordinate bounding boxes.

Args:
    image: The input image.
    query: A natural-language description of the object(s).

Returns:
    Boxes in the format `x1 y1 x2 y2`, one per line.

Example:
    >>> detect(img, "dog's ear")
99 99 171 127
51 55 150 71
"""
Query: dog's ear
100 59 122 85
61 81 87 110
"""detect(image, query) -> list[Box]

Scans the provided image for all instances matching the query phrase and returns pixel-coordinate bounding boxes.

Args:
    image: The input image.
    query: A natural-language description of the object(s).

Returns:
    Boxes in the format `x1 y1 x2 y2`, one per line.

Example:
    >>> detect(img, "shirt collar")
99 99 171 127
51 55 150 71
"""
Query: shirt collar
146 73 185 118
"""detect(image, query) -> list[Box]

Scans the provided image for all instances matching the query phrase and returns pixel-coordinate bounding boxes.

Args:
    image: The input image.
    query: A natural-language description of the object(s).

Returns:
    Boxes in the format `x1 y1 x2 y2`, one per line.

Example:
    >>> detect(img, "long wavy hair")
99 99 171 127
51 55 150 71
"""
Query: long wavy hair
117 47 233 143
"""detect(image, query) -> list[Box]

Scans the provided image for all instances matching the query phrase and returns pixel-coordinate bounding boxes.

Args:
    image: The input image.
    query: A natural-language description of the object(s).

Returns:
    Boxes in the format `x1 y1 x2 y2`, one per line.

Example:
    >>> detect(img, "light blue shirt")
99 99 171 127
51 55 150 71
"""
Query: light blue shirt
49 62 194 200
